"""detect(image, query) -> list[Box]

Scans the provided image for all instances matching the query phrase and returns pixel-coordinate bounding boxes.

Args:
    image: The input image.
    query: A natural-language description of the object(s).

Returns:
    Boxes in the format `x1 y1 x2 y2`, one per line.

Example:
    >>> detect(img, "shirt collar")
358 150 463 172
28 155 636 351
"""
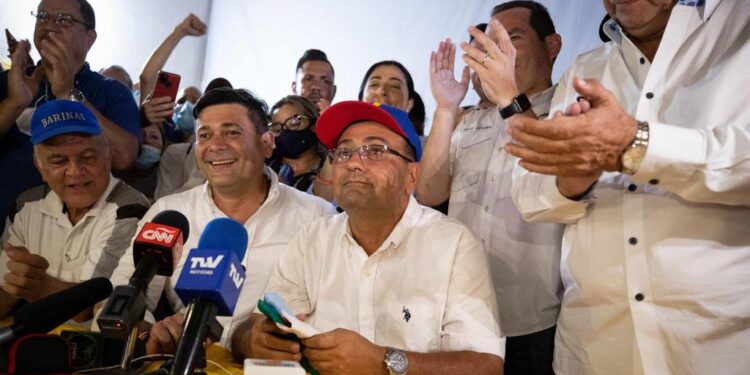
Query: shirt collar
602 19 650 75
680 0 720 21
603 0 720 42
342 195 423 256
73 62 93 87
203 166 281 221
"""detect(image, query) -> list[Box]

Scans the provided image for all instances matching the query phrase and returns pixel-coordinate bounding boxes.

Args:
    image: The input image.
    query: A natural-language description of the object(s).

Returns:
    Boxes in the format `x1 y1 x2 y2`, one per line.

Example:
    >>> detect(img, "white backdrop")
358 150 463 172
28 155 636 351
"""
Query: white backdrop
1 0 607 132
0 0 211 90
203 0 606 131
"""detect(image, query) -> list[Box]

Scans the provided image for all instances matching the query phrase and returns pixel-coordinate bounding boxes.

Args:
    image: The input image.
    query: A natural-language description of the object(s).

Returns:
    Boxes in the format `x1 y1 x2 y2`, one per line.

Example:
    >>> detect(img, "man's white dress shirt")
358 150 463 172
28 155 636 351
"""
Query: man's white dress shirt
512 1 750 373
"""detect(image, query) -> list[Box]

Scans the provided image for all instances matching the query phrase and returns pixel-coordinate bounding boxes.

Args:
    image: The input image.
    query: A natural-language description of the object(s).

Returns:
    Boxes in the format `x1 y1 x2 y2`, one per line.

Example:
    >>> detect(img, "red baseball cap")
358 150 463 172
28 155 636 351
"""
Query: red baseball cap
316 101 421 161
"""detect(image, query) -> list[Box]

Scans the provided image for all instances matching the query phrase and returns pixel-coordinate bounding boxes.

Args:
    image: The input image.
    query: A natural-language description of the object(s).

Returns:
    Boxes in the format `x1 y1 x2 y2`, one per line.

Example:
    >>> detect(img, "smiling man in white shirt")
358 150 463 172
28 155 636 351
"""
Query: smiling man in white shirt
233 101 504 375
107 88 333 354
461 0 750 374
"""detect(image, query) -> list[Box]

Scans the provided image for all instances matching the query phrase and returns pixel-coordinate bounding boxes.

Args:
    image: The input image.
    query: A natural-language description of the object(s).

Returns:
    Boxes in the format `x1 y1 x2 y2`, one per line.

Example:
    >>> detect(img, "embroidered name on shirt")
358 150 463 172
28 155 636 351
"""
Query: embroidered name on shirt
41 111 87 127
678 0 704 6
466 125 493 131
402 306 411 323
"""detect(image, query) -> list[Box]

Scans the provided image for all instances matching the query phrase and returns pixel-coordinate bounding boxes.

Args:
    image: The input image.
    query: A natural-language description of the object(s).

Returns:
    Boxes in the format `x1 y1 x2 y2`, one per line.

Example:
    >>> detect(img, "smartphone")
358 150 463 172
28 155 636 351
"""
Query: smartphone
153 70 181 103
5 28 34 67
5 28 17 57
5 29 16 44
257 297 320 375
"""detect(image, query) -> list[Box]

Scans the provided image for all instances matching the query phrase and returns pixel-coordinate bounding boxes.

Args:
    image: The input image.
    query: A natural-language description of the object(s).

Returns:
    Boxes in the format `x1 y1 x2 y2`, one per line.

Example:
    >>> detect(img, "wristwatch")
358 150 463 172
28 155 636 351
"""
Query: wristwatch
498 93 531 119
68 88 86 103
384 347 408 375
620 120 650 175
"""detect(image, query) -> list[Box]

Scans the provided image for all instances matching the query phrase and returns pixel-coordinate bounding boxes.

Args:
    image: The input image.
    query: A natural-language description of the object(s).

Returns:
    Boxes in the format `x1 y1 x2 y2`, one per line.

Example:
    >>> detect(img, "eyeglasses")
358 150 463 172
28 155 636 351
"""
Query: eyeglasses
31 10 89 29
328 144 414 165
267 114 310 136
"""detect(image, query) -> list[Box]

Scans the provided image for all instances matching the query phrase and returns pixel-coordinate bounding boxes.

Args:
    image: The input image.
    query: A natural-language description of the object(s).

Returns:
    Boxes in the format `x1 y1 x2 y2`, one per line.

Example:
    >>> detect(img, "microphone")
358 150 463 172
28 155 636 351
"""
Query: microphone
98 210 189 338
0 277 114 346
171 217 248 375
131 210 190 291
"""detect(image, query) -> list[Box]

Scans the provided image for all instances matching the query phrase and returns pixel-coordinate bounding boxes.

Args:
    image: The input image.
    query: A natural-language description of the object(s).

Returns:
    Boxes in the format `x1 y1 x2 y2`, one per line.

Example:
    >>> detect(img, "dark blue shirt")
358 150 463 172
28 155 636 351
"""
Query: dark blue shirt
0 62 141 234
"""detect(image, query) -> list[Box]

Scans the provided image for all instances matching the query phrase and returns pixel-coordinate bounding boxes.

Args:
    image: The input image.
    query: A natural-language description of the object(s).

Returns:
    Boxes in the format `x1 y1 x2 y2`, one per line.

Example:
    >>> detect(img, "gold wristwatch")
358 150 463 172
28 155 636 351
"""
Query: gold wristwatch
620 120 649 175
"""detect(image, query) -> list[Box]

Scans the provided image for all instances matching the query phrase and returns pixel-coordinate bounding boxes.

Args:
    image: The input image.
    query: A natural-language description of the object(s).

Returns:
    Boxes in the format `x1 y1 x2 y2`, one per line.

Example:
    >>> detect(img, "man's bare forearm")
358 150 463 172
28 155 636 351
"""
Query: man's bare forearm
416 108 458 206
406 350 504 375
139 29 187 100
85 103 138 170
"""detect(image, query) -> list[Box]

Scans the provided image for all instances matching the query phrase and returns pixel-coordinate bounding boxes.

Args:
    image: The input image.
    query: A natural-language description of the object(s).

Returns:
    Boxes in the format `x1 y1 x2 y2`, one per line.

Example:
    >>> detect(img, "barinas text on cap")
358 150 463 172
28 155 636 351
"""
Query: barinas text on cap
41 111 87 128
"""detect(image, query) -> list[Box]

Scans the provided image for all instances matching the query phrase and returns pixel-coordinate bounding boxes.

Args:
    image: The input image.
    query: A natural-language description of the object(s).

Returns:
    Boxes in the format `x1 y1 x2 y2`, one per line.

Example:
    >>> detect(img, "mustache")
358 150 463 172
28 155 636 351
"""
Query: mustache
340 171 371 185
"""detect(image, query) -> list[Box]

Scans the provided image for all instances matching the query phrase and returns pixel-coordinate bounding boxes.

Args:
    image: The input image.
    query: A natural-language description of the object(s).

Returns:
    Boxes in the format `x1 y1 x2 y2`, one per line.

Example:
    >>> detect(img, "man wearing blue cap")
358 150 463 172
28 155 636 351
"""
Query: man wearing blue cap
234 101 505 375
0 0 141 237
0 100 149 319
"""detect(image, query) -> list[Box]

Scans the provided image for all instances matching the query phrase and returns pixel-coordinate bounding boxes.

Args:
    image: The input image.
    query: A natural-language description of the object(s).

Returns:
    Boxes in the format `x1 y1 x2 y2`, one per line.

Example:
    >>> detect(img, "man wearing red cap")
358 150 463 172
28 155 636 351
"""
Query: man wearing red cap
232 101 505 375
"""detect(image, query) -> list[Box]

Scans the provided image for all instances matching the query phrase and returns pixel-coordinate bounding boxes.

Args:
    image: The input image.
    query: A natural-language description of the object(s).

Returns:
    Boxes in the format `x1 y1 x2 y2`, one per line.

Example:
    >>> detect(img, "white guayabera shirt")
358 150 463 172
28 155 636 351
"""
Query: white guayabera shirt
512 1 750 374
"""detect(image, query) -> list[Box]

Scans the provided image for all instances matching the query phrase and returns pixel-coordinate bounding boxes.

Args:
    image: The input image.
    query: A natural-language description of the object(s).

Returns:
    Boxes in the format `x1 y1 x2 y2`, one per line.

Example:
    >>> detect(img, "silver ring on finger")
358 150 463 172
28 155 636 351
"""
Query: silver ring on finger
480 52 491 66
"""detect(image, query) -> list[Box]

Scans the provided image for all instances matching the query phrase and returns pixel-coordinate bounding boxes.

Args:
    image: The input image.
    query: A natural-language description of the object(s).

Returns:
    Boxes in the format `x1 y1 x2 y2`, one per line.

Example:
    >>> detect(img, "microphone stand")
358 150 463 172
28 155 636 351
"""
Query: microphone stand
169 296 222 375
119 325 140 370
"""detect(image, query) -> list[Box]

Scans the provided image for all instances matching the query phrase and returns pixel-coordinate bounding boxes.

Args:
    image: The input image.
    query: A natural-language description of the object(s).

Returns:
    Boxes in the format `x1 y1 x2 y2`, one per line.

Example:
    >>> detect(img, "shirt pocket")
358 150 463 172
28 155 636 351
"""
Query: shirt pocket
59 254 88 282
452 171 481 192
453 135 494 192
397 302 440 352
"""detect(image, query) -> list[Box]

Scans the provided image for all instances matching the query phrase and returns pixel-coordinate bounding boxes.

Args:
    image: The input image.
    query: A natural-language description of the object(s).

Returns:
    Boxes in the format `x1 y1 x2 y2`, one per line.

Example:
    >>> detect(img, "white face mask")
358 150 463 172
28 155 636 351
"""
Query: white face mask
16 108 36 136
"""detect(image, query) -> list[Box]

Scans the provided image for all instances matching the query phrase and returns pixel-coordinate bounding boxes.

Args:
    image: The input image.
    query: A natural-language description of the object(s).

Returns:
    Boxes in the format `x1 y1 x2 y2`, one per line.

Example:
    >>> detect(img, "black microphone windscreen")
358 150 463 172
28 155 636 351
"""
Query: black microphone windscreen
151 210 190 242
13 277 113 334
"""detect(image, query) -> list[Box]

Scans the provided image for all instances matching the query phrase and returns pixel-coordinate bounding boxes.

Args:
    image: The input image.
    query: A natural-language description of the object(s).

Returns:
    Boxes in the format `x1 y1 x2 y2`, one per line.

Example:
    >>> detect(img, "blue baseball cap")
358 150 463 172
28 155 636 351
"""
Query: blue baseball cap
317 101 422 161
30 100 101 145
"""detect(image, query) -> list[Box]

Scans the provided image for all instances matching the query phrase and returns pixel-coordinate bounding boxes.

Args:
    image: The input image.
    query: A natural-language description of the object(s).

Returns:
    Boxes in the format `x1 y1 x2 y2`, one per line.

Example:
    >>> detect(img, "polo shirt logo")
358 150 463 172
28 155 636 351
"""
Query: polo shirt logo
41 111 87 127
402 306 411 323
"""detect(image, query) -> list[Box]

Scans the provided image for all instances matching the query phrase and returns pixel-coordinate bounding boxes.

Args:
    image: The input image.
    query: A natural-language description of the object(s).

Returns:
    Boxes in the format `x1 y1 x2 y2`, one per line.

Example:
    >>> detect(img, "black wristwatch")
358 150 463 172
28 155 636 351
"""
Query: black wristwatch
498 94 531 119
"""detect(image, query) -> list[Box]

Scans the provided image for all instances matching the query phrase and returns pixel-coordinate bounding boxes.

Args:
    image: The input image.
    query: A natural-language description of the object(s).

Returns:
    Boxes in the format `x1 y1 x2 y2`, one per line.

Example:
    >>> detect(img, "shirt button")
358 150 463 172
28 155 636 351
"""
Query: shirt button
645 92 654 99
627 184 637 192
635 293 645 301
628 237 638 245
639 57 646 65
484 205 489 212
649 179 659 185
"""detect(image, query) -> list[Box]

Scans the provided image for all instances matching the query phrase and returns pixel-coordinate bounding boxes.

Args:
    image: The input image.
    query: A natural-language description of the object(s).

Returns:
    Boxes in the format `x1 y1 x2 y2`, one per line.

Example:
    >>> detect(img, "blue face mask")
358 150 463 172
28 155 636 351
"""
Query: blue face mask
173 102 195 134
132 89 140 105
135 144 162 169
